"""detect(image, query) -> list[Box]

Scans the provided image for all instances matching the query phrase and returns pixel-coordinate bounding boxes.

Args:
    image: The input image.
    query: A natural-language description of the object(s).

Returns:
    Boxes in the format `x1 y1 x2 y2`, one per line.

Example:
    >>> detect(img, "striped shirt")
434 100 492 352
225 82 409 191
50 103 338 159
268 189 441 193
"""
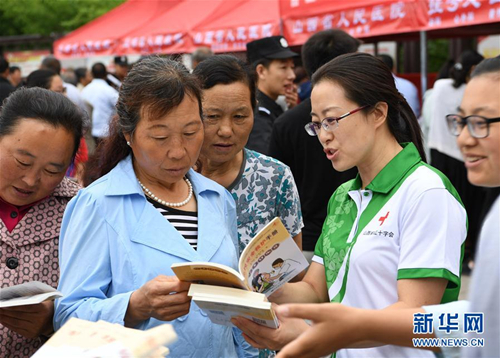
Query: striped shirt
146 197 198 250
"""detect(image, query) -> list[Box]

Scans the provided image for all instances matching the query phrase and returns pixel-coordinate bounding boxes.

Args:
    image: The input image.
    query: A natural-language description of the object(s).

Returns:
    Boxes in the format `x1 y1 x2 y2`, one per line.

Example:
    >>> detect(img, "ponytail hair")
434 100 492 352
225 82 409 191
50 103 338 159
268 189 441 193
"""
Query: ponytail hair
312 52 426 162
82 56 203 186
449 50 484 88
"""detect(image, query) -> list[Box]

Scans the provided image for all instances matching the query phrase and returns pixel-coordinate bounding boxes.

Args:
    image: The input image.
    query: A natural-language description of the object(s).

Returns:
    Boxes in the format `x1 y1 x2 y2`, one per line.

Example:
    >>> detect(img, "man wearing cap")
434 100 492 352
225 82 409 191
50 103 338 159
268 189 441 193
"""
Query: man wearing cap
107 56 129 90
246 36 297 155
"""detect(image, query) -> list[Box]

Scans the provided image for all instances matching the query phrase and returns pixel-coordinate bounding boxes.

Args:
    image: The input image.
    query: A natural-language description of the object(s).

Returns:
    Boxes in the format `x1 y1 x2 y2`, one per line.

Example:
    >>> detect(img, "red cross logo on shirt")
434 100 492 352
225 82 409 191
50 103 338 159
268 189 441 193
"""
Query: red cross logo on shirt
379 211 390 226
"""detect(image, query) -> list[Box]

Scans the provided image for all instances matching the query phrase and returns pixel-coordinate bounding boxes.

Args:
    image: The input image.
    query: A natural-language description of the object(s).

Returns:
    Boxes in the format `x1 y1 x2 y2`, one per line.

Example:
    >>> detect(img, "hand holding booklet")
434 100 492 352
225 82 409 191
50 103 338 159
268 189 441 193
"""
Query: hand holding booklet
0 281 62 308
32 318 177 358
172 217 309 328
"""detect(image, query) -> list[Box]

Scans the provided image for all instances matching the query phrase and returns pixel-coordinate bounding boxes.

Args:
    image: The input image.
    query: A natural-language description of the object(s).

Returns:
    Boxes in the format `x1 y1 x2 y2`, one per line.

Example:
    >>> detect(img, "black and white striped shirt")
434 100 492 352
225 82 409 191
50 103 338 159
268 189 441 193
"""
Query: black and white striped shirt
146 197 198 250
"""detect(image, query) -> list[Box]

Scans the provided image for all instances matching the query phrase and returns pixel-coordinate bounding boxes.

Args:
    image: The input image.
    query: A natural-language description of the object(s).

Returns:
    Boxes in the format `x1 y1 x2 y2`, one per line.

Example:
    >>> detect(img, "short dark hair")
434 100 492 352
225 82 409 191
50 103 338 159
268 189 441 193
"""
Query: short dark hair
0 87 85 159
377 54 394 71
0 57 9 73
450 50 484 88
91 63 107 79
193 55 257 109
272 258 284 266
250 57 272 72
75 67 88 82
470 55 500 79
192 47 214 65
26 69 58 90
9 66 20 74
41 56 62 75
83 56 203 186
302 29 361 77
313 52 426 162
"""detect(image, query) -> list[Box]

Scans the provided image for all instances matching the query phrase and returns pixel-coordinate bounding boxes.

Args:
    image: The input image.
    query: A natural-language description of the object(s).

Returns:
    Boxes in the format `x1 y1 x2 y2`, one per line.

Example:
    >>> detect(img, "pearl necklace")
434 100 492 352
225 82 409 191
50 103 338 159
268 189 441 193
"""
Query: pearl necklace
138 177 193 208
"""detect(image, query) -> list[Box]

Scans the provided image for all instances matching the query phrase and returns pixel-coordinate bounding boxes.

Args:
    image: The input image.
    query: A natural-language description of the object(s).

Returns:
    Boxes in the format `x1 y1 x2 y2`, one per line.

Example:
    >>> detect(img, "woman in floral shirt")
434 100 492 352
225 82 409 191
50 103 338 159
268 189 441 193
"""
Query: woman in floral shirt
194 55 303 256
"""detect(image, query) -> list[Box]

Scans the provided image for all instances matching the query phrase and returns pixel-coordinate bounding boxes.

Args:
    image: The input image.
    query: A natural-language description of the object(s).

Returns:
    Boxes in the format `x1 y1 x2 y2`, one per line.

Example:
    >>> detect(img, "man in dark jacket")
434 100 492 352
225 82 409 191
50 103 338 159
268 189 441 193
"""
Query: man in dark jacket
268 30 361 260
245 36 297 155
0 57 15 107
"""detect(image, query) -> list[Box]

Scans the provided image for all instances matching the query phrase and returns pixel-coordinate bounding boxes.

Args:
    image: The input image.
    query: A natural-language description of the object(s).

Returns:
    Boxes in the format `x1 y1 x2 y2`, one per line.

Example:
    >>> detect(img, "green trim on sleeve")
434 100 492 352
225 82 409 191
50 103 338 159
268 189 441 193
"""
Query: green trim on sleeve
397 268 461 303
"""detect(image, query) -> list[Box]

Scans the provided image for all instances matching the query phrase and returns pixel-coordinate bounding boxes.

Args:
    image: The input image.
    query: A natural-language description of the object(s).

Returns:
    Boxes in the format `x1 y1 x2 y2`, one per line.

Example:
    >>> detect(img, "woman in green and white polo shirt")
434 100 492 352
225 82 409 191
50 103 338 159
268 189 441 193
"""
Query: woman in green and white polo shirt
232 53 467 358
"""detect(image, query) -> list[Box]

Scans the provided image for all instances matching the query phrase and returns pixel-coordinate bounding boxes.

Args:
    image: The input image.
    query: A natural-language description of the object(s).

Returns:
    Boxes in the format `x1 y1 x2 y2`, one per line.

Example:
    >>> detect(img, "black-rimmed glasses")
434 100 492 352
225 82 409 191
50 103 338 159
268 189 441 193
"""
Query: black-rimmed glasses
305 105 370 136
446 114 500 139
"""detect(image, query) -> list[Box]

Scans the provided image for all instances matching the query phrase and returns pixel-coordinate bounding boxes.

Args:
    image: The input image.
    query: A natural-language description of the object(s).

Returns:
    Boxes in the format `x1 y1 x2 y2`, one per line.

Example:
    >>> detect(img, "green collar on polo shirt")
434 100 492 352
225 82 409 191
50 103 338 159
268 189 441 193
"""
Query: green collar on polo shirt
350 142 422 194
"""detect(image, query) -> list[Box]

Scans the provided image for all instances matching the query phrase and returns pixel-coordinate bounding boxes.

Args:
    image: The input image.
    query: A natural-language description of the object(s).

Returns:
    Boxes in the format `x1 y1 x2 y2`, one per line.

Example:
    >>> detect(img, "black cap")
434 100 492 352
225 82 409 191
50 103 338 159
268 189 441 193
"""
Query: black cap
246 36 298 65
114 56 128 66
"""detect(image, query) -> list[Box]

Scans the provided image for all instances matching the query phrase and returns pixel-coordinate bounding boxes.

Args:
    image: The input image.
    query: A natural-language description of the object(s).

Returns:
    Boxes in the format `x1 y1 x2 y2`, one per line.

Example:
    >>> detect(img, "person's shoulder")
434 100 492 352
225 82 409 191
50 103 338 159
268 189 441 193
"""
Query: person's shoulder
395 76 417 90
256 105 272 118
189 169 230 197
64 82 78 90
53 177 81 198
432 78 454 92
245 149 291 172
274 99 311 127
76 173 112 202
402 163 461 199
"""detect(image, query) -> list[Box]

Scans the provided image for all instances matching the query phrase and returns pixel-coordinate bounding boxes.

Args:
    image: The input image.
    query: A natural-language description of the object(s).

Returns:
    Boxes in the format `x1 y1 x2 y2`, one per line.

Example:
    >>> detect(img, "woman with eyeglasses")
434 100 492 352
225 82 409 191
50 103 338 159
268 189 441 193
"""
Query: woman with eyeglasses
233 52 467 358
272 54 500 358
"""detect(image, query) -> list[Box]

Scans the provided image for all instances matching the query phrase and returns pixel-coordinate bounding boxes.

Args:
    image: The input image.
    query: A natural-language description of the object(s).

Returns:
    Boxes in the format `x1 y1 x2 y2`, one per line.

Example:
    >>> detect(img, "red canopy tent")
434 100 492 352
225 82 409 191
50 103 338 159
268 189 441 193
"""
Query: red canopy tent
189 0 282 53
116 0 230 55
54 0 499 58
54 0 180 58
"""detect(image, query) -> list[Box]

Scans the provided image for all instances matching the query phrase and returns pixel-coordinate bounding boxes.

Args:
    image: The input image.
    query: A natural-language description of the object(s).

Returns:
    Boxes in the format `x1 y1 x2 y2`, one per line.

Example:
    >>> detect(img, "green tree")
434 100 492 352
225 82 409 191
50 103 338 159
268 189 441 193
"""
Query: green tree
0 0 125 37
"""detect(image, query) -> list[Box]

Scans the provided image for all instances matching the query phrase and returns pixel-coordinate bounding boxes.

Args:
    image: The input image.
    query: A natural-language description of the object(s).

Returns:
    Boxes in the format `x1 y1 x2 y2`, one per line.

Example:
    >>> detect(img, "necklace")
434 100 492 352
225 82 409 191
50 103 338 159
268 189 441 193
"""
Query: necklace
138 177 193 208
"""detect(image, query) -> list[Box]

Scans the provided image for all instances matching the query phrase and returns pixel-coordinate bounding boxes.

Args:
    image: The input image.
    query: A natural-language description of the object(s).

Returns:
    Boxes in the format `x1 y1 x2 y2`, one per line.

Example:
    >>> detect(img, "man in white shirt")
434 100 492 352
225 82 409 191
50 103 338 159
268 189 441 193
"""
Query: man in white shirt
378 54 421 118
82 63 119 145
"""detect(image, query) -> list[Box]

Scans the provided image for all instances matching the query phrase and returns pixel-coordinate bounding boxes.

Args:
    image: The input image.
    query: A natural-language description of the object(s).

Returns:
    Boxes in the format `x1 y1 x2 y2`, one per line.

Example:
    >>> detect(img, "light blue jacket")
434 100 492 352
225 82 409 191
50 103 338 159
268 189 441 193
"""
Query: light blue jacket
54 155 256 357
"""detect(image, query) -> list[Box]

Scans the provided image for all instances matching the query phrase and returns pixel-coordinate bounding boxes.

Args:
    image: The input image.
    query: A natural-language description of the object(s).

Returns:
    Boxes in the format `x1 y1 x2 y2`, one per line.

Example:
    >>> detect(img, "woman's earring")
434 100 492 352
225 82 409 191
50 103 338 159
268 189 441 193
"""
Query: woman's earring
126 141 131 146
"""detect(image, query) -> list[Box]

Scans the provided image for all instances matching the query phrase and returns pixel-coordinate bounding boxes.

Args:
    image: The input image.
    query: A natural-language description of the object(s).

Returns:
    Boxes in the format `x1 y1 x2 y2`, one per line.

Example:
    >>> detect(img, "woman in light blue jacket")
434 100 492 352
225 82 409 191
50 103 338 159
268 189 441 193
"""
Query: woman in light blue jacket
54 56 256 357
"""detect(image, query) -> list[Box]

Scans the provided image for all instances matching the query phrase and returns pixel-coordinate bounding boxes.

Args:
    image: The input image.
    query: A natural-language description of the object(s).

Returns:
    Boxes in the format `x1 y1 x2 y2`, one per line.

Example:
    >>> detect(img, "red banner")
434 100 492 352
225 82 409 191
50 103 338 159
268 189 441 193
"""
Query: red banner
423 0 500 31
281 0 426 44
189 0 281 53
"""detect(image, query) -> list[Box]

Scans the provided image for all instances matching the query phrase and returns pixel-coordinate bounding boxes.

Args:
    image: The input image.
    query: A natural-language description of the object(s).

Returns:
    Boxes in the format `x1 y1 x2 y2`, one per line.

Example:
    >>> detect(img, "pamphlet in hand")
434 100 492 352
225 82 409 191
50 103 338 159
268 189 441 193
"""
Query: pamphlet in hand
32 318 177 358
172 217 309 328
0 281 62 308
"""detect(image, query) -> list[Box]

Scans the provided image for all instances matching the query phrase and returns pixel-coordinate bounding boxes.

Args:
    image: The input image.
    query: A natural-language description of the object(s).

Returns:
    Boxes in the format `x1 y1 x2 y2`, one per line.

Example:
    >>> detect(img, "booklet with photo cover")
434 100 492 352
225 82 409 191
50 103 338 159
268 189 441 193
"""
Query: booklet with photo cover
172 217 309 328
32 318 177 358
0 281 62 308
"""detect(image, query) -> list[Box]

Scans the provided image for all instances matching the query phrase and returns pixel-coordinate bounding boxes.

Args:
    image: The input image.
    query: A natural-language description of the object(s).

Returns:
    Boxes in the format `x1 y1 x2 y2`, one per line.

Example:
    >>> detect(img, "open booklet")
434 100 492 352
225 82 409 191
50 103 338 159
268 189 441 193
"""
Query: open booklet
172 217 309 328
0 281 62 308
32 318 177 358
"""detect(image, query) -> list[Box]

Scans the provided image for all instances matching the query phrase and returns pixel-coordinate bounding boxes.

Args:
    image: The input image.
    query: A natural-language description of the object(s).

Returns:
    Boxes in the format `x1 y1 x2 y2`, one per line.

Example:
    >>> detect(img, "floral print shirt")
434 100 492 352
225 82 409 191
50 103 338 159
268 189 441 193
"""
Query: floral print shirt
229 149 303 255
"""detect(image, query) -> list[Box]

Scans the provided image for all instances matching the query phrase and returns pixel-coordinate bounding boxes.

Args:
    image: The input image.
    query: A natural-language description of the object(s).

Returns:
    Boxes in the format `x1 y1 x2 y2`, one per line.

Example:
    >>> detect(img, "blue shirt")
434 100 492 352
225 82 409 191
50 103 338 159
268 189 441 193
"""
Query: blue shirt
54 155 256 357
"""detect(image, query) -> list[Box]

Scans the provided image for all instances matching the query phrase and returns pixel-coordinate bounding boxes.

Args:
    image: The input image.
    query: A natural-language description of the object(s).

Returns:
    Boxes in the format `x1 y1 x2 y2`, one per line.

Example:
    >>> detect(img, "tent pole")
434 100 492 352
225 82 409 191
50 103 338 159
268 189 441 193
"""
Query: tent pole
420 30 427 95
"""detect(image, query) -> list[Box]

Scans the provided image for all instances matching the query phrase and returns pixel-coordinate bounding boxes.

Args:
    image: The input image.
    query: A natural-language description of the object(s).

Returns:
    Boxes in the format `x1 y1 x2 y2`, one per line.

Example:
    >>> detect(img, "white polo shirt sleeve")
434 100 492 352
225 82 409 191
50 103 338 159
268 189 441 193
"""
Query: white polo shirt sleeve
397 188 467 292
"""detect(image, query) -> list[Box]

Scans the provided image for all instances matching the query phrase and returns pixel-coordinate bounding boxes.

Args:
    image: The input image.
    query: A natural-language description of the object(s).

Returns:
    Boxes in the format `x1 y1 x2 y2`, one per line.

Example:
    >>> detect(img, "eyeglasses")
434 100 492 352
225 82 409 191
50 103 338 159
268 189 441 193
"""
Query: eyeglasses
304 105 370 136
446 114 500 139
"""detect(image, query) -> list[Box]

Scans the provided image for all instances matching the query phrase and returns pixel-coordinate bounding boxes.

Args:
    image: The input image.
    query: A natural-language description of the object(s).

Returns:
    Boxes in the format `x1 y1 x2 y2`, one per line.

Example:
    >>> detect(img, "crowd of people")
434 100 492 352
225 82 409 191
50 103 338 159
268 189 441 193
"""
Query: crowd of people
0 28 498 358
